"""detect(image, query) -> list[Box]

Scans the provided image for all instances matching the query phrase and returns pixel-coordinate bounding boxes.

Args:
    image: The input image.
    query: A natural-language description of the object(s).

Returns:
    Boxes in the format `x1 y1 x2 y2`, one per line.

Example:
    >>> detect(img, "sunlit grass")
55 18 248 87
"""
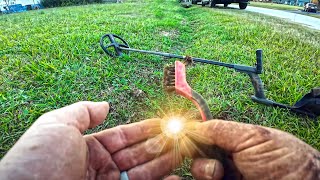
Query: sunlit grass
1 0 319 178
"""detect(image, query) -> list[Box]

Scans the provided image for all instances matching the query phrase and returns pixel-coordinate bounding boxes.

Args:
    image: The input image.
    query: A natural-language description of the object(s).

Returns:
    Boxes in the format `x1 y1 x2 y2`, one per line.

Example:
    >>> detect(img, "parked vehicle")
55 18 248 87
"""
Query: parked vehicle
198 0 249 9
2 4 26 14
180 0 192 8
31 4 43 10
192 0 248 9
1 3 43 14
304 3 317 13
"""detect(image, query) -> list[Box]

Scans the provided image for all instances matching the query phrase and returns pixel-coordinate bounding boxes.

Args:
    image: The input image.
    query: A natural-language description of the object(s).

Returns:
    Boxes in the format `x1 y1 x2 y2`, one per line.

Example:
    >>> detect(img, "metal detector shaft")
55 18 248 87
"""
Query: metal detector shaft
120 47 258 73
120 47 184 59
100 33 260 73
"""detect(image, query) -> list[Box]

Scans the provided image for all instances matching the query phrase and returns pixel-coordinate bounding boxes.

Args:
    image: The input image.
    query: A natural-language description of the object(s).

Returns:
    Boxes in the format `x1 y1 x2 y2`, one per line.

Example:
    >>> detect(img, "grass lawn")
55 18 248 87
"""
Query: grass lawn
0 0 320 176
296 11 320 19
249 1 303 10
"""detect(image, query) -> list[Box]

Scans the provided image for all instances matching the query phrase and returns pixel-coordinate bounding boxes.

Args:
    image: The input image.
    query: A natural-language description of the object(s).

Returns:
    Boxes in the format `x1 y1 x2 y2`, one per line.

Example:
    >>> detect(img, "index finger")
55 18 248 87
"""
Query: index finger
92 118 161 154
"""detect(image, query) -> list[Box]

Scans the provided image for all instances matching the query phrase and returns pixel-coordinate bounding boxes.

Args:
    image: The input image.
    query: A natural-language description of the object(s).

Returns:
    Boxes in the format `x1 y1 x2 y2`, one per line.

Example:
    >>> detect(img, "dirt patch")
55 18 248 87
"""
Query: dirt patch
117 12 143 18
160 30 179 38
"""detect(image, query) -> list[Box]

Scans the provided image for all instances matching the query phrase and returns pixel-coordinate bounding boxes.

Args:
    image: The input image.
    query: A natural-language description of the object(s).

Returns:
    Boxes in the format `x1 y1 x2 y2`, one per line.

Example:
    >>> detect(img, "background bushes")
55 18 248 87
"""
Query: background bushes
40 0 112 8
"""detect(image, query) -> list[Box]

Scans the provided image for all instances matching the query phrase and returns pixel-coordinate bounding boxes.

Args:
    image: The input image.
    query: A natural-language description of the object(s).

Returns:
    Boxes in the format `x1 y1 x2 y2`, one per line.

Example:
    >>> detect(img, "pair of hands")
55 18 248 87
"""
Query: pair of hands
0 101 319 180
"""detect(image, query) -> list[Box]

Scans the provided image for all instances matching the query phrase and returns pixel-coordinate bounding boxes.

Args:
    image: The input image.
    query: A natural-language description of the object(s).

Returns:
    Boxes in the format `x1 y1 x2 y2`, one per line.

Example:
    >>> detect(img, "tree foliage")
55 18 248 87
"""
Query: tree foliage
40 0 103 8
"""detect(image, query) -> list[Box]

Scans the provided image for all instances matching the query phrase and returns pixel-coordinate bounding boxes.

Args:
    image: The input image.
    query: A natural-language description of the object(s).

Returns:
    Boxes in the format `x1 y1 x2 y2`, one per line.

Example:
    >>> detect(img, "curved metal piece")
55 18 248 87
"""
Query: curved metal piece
191 90 213 121
248 73 266 99
100 34 130 57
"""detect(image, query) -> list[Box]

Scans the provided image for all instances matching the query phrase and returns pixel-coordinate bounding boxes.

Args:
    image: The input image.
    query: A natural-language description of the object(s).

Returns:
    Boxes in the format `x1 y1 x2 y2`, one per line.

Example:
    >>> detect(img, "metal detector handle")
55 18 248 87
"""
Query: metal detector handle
247 49 266 99
247 50 316 117
256 49 263 74
247 49 274 105
233 49 264 74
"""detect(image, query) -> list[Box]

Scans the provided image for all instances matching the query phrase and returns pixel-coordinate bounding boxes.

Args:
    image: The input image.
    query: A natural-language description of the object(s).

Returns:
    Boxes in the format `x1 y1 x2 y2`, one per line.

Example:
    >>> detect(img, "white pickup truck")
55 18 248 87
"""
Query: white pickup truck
192 0 249 9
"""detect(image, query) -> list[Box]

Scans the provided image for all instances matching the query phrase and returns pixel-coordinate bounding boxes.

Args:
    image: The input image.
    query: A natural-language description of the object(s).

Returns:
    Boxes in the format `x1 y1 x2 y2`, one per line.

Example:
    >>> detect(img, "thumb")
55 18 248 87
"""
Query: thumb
36 101 110 133
163 175 181 180
191 158 224 180
190 120 272 153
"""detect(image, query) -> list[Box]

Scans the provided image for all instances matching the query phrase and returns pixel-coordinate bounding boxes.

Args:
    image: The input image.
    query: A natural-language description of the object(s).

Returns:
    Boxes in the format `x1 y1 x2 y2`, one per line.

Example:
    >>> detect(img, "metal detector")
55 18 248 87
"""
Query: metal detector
100 34 320 119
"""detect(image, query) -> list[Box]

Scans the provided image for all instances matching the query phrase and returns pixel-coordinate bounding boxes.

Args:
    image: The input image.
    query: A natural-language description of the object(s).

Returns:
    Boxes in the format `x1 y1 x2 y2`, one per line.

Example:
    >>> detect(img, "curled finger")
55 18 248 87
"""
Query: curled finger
93 118 161 153
113 134 173 171
127 150 184 180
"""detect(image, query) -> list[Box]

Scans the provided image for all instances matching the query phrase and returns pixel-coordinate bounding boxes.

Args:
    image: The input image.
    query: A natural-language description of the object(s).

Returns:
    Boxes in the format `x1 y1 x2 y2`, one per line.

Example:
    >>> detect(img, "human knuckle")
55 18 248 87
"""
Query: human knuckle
253 126 271 139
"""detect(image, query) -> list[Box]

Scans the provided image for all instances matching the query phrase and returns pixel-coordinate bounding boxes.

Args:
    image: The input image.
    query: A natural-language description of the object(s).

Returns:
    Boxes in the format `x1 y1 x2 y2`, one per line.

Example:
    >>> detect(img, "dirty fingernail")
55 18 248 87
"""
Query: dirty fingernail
204 160 216 179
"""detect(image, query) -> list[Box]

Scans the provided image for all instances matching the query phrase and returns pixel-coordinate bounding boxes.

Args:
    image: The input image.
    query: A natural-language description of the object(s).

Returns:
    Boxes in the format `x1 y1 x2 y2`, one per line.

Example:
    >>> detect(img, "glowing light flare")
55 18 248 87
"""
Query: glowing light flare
161 117 186 139
143 109 213 166
167 118 183 135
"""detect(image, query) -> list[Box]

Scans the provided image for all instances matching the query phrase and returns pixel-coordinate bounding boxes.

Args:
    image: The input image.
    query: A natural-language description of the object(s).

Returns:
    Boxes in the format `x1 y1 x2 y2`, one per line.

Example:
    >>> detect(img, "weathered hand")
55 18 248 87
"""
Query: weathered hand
190 120 320 180
0 102 182 180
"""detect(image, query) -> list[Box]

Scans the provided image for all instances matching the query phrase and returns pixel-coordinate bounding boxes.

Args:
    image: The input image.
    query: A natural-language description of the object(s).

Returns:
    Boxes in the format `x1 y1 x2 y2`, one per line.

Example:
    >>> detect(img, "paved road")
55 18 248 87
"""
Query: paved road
228 5 320 30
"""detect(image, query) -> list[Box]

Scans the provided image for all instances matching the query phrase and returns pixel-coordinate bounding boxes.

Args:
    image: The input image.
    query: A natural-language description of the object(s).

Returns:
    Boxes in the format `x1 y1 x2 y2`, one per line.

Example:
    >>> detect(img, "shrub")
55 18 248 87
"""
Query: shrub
40 0 104 8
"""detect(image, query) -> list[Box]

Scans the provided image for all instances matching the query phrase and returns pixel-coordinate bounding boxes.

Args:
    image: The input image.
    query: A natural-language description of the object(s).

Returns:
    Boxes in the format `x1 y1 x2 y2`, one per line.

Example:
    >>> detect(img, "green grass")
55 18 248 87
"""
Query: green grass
310 13 320 17
1 0 320 176
249 2 303 10
297 12 320 19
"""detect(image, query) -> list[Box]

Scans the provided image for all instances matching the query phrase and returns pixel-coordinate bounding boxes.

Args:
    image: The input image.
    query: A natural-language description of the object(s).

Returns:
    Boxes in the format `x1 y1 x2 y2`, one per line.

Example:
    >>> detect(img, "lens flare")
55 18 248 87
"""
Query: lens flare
162 117 186 139
167 118 183 134
143 108 211 168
